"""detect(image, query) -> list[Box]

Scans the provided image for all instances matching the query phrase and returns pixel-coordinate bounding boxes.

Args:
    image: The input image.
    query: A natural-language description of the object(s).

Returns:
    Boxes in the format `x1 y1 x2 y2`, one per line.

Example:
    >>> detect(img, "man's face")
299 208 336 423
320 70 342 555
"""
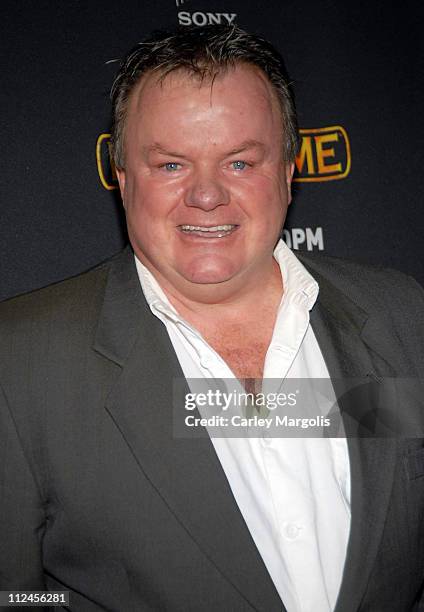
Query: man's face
117 64 294 300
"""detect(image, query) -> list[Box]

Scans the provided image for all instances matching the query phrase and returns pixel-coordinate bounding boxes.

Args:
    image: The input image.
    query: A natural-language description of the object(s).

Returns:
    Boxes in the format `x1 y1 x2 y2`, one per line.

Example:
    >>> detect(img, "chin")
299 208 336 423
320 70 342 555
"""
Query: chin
182 260 238 285
184 271 234 285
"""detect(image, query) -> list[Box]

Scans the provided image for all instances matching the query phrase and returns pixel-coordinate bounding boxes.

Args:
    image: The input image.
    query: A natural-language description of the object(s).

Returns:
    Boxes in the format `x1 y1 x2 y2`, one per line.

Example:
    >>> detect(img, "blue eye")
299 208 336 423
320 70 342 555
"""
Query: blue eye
232 160 247 171
164 162 181 172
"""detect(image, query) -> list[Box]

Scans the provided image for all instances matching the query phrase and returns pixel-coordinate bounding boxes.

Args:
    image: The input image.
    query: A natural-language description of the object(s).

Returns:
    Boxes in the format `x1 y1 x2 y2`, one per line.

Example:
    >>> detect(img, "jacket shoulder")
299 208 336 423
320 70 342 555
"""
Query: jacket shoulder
0 253 121 326
297 251 424 315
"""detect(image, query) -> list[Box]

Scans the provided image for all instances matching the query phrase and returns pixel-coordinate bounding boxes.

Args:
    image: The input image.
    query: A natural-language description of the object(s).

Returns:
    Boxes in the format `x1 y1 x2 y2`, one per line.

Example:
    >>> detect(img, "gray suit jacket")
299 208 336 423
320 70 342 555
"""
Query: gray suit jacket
0 245 423 611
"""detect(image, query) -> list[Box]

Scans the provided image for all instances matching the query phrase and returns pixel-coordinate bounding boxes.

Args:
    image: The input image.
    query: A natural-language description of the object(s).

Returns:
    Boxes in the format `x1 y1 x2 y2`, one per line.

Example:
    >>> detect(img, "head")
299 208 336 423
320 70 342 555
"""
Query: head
111 25 299 169
110 26 299 303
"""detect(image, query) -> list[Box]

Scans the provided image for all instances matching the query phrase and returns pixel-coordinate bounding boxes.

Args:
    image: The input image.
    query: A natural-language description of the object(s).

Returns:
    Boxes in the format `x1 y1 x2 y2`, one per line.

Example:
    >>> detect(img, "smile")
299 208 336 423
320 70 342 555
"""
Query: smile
178 224 238 238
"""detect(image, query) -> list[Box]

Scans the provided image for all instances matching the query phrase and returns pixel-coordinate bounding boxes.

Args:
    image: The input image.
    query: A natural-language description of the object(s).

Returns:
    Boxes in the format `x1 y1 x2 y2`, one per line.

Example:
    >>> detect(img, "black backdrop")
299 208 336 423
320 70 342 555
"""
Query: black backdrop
1 0 423 301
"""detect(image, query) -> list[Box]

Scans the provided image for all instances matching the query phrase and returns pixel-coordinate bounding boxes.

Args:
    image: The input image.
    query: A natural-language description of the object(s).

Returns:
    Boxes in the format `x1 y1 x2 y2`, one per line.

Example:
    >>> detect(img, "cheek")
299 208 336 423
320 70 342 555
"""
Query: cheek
125 177 181 225
234 175 287 220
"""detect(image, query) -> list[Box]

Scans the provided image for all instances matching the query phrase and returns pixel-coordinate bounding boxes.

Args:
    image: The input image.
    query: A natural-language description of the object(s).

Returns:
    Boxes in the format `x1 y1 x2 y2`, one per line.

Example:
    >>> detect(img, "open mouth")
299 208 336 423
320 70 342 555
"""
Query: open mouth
178 224 238 238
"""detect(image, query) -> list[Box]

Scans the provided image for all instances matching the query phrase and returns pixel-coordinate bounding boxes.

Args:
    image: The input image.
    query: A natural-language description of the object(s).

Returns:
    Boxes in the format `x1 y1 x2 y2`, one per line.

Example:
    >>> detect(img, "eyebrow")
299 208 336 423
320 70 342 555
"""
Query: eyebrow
144 140 266 158
225 140 266 156
144 143 185 158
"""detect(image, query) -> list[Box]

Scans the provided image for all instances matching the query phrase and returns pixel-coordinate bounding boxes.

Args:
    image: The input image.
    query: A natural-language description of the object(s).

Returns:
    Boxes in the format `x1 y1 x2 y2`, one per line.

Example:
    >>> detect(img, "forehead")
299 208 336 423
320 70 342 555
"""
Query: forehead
126 63 281 132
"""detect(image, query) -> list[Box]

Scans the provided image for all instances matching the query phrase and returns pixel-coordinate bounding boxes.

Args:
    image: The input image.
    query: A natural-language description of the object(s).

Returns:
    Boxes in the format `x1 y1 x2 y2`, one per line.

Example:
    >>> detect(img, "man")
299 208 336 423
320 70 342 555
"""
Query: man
0 25 423 612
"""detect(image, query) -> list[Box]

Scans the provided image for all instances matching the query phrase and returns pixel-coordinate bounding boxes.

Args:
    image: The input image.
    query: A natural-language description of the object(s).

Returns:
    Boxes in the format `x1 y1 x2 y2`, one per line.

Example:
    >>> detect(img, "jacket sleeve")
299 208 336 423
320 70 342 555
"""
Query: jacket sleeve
0 382 46 589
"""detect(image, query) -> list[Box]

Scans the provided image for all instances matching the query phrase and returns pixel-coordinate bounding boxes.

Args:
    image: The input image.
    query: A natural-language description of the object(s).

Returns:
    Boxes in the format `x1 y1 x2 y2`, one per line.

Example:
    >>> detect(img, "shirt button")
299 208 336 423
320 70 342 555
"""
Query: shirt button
283 523 301 540
261 436 272 446
200 357 212 369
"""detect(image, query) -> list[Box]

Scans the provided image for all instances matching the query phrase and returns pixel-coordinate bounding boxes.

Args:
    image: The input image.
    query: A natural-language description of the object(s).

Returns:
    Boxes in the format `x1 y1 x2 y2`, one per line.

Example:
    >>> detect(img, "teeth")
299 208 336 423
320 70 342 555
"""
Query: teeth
180 224 235 232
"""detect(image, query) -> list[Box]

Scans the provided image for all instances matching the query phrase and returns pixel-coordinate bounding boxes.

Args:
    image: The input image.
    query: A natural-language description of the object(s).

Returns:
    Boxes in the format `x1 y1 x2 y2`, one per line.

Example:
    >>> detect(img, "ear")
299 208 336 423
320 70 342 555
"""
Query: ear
285 162 295 205
116 167 126 209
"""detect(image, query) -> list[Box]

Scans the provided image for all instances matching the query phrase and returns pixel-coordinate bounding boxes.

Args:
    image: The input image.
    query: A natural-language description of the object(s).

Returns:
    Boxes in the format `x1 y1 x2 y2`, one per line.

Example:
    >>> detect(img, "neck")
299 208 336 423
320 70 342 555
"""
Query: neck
162 259 283 329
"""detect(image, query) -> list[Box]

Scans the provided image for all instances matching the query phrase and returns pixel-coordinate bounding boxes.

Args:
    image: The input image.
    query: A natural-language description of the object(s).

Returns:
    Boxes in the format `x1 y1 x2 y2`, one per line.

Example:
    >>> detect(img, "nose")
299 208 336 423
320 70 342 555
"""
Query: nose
184 170 230 210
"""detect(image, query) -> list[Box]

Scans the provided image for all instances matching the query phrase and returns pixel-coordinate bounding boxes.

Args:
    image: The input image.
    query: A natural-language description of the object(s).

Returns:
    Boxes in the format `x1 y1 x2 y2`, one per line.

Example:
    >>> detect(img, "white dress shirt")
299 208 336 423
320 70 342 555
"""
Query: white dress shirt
135 239 351 612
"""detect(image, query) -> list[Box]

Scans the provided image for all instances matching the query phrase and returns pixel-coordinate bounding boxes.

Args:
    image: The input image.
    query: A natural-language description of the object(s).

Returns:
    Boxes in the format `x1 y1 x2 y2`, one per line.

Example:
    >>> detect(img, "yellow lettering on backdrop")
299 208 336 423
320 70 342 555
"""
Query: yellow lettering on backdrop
315 133 342 174
295 136 315 175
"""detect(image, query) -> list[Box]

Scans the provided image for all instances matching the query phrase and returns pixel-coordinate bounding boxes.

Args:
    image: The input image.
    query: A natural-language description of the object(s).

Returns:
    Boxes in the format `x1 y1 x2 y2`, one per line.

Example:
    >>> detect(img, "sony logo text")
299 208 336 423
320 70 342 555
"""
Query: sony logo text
178 12 237 26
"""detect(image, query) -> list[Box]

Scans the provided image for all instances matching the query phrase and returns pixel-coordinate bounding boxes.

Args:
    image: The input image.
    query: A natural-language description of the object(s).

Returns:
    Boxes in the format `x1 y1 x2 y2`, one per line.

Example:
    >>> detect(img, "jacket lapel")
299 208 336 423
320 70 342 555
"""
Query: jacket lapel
306 267 399 612
93 247 284 612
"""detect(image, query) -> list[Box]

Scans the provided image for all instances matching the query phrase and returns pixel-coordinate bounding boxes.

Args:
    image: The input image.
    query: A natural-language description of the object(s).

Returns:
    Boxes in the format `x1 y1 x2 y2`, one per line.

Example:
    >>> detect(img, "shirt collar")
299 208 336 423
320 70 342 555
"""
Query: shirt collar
134 256 181 322
273 240 319 311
